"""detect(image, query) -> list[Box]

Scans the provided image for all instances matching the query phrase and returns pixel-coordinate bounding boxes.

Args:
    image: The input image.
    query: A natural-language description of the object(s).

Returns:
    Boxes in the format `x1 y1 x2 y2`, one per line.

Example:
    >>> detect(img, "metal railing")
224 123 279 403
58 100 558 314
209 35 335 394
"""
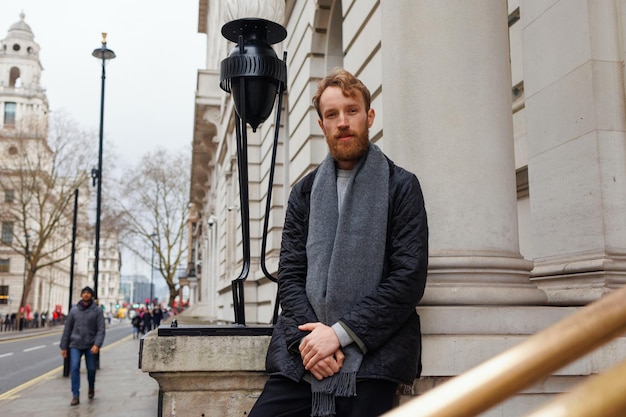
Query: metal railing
383 285 626 417
526 356 626 417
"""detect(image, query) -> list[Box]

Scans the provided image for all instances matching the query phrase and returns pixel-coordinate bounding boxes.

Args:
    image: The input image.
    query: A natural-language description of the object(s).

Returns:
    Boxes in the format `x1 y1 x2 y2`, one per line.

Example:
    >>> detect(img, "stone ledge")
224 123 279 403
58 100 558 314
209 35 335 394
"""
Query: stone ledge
151 371 268 391
140 330 271 373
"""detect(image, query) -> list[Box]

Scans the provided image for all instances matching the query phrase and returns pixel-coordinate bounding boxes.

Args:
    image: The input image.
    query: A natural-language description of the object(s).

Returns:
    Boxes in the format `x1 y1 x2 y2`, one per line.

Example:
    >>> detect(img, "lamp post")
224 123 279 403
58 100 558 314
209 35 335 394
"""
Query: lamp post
22 232 29 295
19 232 30 331
150 232 157 308
219 18 287 325
91 33 115 301
63 189 79 377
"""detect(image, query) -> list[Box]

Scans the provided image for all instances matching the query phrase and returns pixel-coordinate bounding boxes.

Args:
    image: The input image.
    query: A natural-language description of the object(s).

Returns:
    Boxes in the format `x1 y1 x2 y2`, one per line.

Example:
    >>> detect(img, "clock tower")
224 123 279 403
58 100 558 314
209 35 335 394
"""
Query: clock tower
0 12 48 136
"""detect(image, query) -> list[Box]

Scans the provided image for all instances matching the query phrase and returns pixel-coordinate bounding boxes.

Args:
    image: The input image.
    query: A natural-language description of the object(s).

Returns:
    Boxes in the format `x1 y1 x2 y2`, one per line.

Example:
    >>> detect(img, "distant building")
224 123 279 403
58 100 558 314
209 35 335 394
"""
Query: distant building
0 13 90 318
120 274 153 306
0 14 121 319
88 231 122 313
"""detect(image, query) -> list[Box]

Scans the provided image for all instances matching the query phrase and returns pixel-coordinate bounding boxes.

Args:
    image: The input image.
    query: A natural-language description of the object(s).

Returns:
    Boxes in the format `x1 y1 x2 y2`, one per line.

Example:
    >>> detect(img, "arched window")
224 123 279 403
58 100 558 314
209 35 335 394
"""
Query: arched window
9 67 21 87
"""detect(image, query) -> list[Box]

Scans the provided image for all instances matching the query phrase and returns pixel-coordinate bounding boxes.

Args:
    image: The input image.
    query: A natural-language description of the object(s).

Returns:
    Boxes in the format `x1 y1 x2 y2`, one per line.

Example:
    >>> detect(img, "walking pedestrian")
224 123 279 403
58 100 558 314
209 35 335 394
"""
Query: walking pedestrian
152 305 164 328
141 307 152 334
60 286 106 406
131 313 141 339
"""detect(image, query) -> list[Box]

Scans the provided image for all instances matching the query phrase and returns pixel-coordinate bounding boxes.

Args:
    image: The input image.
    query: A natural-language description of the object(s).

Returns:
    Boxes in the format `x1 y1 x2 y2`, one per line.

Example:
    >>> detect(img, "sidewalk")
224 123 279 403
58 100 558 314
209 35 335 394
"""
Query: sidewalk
0 330 159 417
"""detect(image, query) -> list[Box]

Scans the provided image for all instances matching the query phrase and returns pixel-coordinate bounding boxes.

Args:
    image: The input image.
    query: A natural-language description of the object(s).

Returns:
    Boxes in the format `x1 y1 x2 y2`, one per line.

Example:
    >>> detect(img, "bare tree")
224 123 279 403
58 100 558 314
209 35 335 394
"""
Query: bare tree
115 148 190 308
0 110 96 314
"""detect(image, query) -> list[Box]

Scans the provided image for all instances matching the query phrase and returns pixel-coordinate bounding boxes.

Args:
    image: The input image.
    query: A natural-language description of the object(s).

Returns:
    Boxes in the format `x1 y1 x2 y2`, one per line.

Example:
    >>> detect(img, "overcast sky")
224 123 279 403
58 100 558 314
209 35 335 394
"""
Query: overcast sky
0 1 206 282
0 0 206 167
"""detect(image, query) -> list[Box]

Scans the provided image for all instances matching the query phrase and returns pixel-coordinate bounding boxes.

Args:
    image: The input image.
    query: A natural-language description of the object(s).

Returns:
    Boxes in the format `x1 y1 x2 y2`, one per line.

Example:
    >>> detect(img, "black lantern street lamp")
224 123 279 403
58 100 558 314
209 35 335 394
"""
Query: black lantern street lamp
220 18 287 326
91 33 115 300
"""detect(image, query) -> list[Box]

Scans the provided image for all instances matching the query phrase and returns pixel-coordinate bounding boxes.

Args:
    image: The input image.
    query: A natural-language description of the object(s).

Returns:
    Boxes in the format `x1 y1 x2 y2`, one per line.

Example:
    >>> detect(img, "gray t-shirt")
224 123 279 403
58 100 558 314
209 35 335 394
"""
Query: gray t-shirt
336 169 351 213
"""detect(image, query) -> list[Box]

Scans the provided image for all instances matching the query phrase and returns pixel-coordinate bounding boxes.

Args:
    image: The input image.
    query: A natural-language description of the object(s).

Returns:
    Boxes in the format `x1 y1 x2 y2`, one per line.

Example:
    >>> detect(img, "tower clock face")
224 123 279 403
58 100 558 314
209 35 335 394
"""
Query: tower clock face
12 44 20 51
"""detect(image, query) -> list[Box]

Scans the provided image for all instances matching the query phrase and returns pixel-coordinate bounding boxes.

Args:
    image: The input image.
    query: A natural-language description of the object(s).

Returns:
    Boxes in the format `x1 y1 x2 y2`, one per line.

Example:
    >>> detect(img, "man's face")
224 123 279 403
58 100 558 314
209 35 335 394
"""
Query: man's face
318 86 375 170
81 291 93 302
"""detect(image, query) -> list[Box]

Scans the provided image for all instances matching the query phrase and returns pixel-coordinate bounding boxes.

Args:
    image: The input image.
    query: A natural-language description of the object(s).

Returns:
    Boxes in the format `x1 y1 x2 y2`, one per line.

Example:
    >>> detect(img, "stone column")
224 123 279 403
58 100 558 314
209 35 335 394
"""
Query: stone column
380 1 545 305
521 1 626 304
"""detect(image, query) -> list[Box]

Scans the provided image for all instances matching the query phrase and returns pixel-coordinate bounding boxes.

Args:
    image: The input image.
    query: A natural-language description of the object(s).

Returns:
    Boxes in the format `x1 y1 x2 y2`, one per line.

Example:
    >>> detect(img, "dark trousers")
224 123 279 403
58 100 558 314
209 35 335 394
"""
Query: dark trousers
248 375 398 417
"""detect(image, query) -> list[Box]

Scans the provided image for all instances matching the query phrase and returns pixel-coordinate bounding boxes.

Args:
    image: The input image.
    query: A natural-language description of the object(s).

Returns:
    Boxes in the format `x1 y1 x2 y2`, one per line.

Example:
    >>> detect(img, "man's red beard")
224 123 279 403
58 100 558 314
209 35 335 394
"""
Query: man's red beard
327 128 370 163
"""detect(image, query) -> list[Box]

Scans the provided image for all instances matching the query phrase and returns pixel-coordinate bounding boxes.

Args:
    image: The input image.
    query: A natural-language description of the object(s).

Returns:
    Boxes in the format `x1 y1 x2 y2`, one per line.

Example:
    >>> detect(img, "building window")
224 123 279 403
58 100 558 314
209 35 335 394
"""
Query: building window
0 285 8 304
0 259 9 272
4 102 17 127
9 67 21 87
1 222 14 244
5 190 15 203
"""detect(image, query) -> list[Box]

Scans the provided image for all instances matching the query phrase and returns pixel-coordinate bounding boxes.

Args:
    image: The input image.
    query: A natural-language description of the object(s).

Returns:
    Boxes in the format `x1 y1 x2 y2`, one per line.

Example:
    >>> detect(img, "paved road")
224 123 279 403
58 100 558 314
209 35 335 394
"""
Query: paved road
0 321 133 394
0 323 158 416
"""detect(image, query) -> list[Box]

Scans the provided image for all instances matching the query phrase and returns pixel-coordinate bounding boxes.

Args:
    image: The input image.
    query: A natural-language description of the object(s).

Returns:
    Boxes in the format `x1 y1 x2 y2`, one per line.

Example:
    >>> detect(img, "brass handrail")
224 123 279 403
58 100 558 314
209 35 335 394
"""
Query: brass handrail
524 357 626 417
383 285 626 417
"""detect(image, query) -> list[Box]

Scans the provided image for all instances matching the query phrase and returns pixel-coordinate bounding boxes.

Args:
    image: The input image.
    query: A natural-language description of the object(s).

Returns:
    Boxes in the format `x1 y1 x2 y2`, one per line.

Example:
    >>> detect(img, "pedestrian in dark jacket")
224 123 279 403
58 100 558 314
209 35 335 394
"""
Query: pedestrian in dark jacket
60 286 106 406
152 306 164 327
248 68 429 417
131 313 141 339
141 308 152 334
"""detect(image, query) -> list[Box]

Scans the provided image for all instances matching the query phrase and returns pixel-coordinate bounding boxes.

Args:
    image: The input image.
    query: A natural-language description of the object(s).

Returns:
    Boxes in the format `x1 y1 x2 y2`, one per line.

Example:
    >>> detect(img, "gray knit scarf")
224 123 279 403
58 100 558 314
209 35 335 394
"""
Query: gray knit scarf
306 144 389 417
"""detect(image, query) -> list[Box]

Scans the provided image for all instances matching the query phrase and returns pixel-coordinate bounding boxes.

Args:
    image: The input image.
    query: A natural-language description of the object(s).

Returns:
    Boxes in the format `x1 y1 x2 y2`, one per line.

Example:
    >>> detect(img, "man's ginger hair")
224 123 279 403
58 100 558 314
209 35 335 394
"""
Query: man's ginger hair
312 68 372 119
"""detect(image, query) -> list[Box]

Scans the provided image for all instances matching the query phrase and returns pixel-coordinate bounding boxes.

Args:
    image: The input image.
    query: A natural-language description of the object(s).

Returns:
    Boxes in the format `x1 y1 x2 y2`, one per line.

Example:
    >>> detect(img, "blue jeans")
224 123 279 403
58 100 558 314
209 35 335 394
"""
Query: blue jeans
69 347 96 398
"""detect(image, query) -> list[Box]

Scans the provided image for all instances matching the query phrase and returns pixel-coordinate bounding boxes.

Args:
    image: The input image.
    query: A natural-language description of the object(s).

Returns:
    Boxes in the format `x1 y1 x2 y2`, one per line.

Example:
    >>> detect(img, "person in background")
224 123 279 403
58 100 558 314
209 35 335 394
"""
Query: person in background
131 312 141 339
60 286 106 406
141 307 152 334
248 68 429 417
152 305 164 328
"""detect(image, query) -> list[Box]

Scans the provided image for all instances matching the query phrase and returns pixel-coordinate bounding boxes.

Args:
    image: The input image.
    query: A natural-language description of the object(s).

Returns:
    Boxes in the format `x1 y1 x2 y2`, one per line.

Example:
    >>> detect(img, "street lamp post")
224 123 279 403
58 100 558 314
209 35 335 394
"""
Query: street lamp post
91 33 115 301
219 18 287 325
150 232 157 308
22 233 29 293
20 232 30 331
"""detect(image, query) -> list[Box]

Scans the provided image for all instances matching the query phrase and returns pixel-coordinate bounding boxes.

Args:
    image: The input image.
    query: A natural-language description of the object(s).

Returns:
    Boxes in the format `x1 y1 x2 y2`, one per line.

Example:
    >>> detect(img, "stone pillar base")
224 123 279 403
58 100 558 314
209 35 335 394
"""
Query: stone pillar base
532 253 626 305
152 371 268 417
423 256 547 305
140 330 271 416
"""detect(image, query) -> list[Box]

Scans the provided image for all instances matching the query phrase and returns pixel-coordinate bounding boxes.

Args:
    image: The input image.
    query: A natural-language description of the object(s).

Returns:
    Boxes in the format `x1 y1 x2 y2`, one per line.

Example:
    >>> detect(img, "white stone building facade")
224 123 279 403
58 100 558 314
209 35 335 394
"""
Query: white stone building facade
185 1 626 414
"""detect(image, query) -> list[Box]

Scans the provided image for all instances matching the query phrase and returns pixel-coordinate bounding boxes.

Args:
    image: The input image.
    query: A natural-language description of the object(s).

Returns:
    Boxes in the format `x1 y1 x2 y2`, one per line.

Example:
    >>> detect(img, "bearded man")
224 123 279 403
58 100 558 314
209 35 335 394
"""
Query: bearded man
248 68 429 417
